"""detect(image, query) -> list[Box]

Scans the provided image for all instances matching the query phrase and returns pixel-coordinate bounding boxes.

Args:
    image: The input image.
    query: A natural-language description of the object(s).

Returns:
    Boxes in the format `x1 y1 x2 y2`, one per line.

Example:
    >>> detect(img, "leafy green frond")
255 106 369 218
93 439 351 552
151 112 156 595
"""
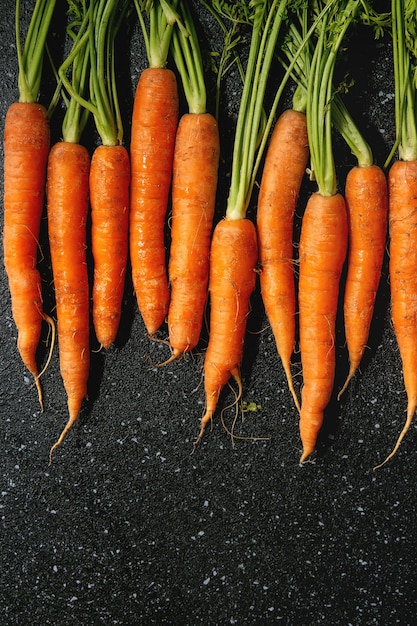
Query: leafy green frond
171 2 207 114
16 0 57 103
133 0 180 68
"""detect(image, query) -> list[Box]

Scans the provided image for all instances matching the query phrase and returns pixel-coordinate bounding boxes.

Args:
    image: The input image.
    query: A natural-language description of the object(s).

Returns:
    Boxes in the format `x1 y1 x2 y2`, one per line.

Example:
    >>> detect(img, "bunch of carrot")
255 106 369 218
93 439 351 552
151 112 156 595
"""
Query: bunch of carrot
4 0 417 470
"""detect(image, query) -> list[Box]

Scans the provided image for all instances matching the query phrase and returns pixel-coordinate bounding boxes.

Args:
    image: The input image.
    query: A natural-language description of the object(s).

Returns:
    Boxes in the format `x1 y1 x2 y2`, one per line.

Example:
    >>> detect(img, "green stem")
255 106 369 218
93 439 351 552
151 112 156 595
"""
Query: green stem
390 0 417 162
134 0 180 69
227 0 288 220
16 0 57 103
171 1 206 114
306 0 360 196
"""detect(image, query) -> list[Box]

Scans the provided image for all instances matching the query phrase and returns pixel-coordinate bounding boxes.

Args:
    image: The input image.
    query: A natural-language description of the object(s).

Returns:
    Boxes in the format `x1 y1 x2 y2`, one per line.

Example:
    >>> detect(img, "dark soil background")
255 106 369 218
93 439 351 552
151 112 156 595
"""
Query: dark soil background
1 2 417 625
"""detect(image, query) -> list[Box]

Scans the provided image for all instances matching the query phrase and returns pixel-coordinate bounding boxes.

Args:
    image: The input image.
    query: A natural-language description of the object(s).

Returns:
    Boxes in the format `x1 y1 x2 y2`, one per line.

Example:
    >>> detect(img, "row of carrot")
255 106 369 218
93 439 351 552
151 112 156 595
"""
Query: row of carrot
2 0 416 469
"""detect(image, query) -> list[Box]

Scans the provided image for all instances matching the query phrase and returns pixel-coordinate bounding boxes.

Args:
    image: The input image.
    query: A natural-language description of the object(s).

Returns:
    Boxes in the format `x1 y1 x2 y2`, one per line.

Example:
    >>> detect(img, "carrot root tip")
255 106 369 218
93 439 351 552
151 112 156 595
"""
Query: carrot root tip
337 362 358 401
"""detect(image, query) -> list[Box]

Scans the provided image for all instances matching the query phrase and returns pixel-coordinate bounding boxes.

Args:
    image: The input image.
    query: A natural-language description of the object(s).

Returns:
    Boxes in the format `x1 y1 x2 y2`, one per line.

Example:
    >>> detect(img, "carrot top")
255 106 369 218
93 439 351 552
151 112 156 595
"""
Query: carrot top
281 9 374 169
57 1 91 145
15 0 57 104
133 0 183 70
88 0 128 146
304 0 363 197
171 1 207 115
58 0 127 147
386 0 417 165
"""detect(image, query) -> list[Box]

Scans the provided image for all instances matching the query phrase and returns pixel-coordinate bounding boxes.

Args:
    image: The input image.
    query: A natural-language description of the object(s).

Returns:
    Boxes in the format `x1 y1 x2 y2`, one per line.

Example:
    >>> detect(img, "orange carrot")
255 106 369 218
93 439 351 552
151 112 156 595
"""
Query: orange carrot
167 113 220 357
90 146 130 347
376 159 417 466
88 1 130 348
296 2 358 462
3 0 56 408
194 0 299 445
3 102 52 408
298 192 348 462
47 141 91 459
338 164 388 397
47 3 91 461
257 108 309 412
130 1 180 335
166 3 220 359
195 218 258 444
130 68 178 335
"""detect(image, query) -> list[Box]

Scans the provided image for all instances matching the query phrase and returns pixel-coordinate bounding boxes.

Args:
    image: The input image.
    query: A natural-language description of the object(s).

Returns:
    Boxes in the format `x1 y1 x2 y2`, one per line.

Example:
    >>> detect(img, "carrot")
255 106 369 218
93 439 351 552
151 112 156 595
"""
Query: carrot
130 1 180 335
298 192 348 462
90 145 130 348
373 0 417 468
47 4 91 461
47 141 91 459
381 160 417 465
339 164 388 396
320 94 387 398
257 107 309 413
196 218 258 443
195 0 303 445
86 0 130 348
3 0 56 408
166 1 220 360
297 2 356 463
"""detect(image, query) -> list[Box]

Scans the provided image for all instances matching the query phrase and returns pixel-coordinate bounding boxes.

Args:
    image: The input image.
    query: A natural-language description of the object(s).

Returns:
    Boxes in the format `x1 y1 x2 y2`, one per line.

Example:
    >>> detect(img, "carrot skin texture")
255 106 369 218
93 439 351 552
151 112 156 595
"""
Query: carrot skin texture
340 164 388 396
196 218 258 442
257 109 309 412
168 112 220 357
47 141 90 453
130 67 179 335
90 145 130 348
377 159 417 466
298 192 348 462
3 102 50 401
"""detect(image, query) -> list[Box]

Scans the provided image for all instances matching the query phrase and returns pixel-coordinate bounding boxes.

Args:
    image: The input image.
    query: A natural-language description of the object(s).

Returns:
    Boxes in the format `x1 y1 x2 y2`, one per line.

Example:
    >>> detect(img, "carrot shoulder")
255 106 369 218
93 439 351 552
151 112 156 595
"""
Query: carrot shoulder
298 192 348 462
339 164 388 396
130 67 179 335
3 102 51 407
47 141 91 458
257 108 309 412
195 218 258 444
90 145 130 347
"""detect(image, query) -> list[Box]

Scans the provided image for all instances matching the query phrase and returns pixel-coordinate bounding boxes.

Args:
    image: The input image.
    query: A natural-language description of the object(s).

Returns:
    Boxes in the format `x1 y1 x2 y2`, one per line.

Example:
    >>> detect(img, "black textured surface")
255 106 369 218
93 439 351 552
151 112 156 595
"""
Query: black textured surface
1 3 417 625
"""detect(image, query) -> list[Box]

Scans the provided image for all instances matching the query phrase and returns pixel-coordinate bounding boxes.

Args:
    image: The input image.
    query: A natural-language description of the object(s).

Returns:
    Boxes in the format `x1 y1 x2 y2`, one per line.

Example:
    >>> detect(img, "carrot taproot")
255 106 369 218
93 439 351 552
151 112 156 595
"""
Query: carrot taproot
166 2 220 360
86 0 130 348
194 0 302 445
257 108 309 413
298 192 348 462
167 113 220 357
47 141 91 460
130 1 180 335
372 0 417 468
195 218 258 445
3 0 56 408
3 102 52 408
47 3 91 461
338 164 388 397
378 160 417 465
90 146 130 348
297 1 354 462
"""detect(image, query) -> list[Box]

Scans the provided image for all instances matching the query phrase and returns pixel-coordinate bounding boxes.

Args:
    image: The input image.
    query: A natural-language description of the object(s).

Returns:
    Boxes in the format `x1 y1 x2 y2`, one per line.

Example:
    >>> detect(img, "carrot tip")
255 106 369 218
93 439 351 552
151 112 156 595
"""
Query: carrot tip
192 410 213 452
337 362 358 401
34 377 44 412
299 446 316 465
48 421 75 465
282 362 301 414
157 347 182 367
